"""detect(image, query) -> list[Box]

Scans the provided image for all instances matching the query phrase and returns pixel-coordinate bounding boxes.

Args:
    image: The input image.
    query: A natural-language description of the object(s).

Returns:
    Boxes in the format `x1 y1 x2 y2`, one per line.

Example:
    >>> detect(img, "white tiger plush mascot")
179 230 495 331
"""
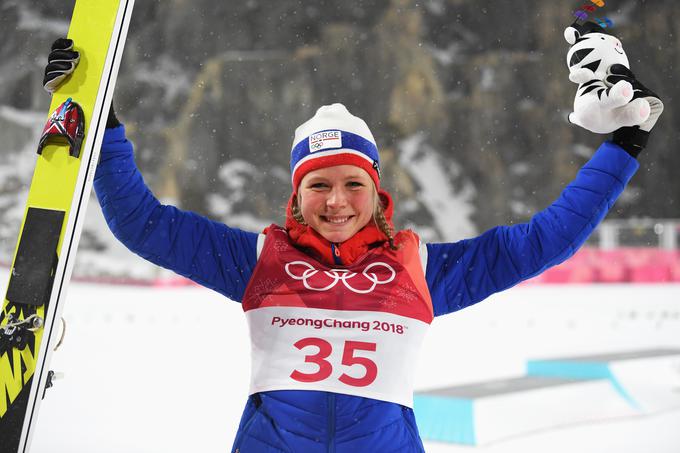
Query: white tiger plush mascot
564 21 661 135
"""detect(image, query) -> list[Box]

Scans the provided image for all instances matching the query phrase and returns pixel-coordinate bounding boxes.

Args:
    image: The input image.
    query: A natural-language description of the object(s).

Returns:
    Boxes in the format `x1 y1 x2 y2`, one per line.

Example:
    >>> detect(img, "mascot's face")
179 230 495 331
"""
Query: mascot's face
565 26 629 84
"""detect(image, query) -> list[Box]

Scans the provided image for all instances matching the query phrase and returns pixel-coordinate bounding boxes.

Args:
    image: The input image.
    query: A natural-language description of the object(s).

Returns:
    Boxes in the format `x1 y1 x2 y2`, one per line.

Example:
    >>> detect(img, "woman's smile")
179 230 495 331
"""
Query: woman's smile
298 165 376 243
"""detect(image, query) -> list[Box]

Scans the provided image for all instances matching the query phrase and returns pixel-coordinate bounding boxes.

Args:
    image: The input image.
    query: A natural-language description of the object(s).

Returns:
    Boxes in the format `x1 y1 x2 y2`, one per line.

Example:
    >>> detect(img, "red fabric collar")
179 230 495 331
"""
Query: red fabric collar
267 189 395 267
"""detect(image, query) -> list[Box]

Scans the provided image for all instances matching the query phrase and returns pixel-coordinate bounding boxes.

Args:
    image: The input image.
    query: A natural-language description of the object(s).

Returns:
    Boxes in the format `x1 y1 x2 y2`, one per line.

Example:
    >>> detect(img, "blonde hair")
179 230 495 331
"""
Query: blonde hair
292 187 397 249
372 190 397 250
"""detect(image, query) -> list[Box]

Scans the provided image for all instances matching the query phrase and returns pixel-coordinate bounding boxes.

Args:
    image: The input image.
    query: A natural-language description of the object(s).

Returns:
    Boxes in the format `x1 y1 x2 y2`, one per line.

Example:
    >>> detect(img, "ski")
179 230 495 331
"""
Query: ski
0 1 135 451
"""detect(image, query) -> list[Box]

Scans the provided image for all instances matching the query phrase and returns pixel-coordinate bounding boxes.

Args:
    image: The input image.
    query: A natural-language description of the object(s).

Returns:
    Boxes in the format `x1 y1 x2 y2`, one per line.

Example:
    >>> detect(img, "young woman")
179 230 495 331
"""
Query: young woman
43 25 661 452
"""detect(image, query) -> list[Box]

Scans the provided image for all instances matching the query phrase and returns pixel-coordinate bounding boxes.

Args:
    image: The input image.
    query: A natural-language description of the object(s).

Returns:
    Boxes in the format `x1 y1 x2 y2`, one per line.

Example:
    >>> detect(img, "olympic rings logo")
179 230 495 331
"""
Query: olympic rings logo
284 261 396 294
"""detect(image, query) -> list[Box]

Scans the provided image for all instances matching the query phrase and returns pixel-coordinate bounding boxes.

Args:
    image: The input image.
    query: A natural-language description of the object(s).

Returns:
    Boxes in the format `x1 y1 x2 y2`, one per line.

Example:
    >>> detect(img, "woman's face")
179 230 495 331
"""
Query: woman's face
298 165 376 243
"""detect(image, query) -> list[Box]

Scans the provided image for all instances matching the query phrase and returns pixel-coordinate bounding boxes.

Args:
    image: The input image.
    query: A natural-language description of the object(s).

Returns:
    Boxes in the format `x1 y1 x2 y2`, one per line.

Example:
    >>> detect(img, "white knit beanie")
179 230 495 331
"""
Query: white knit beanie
290 103 381 190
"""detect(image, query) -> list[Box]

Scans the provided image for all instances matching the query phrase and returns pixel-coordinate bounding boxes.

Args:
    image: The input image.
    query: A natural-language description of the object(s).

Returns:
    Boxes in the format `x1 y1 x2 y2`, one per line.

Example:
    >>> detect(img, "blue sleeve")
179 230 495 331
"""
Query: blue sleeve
93 125 258 302
426 141 639 317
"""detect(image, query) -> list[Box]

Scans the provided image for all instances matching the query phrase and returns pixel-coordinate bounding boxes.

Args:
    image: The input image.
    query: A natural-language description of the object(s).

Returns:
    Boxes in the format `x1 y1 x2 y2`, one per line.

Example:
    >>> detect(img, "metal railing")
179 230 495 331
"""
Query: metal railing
586 219 680 250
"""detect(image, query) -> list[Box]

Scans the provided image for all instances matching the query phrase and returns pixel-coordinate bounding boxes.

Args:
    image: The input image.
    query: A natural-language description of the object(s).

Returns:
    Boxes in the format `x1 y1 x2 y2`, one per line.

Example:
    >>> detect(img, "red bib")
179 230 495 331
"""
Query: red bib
242 226 433 407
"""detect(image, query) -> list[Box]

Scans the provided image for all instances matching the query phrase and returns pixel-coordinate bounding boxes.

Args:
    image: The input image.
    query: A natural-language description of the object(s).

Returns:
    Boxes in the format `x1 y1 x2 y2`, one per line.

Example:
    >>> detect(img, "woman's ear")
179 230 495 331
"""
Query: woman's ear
371 187 381 214
292 193 306 225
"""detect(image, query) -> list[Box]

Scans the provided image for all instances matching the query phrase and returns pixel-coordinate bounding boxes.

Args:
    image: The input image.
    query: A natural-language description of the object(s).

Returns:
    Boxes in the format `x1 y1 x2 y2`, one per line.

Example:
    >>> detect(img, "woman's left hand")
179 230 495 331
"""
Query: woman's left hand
43 38 80 93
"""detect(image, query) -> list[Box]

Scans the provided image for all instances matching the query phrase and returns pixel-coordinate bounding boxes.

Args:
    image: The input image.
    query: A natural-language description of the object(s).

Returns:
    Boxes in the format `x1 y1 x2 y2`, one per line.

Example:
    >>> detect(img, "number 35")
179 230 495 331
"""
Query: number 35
290 338 377 387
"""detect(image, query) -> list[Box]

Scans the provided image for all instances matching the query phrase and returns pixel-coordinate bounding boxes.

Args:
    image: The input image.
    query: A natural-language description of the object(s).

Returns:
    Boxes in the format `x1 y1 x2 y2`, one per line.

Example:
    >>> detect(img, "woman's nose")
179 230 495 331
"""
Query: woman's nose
326 187 348 208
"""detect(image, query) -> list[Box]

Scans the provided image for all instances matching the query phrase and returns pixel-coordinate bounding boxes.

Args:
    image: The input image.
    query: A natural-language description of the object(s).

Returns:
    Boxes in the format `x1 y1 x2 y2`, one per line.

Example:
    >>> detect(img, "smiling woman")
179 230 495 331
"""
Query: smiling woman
284 104 399 265
38 18 665 450
290 107 389 246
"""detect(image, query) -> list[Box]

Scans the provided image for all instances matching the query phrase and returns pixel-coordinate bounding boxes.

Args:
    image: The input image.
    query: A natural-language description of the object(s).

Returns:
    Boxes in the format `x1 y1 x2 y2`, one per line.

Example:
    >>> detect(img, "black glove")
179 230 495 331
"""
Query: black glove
43 38 80 93
106 103 121 129
44 38 121 129
605 64 664 158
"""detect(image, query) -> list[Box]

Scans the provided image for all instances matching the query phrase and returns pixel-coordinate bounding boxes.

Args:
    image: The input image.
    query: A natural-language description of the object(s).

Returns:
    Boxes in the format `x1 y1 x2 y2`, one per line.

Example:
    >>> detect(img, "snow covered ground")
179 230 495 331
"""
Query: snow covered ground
4 270 678 453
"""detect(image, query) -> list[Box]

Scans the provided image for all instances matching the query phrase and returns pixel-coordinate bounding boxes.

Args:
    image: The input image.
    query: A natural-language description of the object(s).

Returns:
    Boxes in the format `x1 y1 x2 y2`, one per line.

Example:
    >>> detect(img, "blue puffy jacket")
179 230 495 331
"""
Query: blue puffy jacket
94 126 638 452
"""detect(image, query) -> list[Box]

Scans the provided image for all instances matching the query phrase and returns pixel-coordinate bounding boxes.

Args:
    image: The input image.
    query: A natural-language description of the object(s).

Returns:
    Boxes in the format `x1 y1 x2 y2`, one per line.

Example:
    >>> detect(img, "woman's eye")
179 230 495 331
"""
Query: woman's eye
310 183 328 189
347 181 363 188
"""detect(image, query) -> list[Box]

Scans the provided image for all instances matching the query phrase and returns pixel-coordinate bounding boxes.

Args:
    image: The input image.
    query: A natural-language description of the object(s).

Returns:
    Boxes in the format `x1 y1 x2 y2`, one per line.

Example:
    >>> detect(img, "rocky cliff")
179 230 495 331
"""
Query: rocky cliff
0 0 677 270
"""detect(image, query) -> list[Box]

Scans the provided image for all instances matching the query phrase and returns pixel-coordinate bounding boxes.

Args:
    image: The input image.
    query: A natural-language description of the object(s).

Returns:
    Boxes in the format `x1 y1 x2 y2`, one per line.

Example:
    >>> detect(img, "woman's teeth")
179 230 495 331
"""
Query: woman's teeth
324 216 350 224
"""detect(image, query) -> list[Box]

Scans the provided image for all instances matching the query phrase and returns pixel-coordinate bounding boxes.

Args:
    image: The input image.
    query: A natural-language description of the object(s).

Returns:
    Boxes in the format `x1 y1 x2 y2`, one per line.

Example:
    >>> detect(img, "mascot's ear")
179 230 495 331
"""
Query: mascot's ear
564 26 580 45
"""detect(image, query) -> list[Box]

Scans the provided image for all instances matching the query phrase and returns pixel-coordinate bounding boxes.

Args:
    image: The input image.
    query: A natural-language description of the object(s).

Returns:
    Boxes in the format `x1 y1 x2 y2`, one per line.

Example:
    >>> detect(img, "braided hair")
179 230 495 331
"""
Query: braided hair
373 191 397 250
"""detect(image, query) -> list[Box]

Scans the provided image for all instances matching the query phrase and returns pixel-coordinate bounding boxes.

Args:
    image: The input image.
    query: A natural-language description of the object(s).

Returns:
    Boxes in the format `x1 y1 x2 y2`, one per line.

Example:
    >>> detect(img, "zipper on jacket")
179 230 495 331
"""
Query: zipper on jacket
327 393 336 453
232 396 260 452
402 406 424 451
331 243 343 265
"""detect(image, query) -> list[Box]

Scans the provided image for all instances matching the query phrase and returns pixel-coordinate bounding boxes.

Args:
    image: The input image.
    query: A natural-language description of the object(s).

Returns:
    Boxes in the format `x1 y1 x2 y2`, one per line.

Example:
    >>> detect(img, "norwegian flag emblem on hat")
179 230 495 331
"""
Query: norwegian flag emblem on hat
37 97 85 158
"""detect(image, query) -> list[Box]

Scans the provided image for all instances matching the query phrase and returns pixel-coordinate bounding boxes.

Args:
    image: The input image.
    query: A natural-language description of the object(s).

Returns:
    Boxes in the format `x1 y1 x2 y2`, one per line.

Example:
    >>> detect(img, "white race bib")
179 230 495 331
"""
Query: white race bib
247 306 429 407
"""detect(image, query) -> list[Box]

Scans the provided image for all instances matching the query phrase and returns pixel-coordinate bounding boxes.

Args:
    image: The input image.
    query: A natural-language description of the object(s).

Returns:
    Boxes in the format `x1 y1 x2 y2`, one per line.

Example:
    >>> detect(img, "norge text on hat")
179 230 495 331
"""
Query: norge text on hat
290 103 381 191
